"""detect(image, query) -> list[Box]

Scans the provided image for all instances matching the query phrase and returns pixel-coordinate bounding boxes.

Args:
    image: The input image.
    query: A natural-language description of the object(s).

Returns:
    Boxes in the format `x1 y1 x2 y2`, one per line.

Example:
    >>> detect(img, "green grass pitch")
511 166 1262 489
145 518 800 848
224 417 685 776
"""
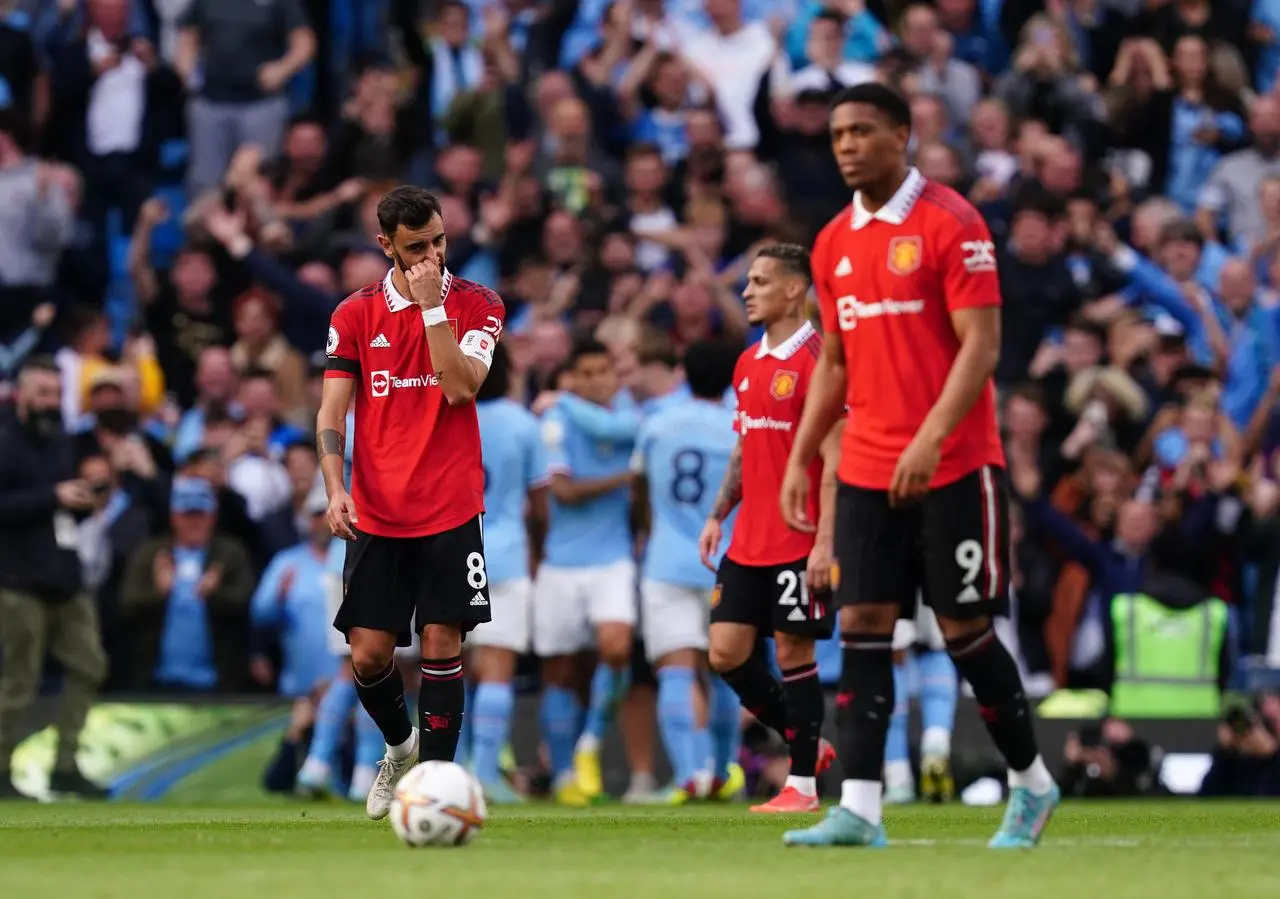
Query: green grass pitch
1 801 1277 899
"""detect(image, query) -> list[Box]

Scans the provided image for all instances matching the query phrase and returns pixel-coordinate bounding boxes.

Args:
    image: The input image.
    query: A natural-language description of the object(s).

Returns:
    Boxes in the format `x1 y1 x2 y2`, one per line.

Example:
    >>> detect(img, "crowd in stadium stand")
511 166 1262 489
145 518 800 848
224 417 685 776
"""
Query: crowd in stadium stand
2 0 1280 797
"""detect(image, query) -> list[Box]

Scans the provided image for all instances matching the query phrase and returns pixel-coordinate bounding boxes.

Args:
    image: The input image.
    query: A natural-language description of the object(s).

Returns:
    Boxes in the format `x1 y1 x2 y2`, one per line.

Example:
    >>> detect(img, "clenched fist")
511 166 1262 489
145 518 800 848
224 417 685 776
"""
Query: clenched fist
406 260 444 309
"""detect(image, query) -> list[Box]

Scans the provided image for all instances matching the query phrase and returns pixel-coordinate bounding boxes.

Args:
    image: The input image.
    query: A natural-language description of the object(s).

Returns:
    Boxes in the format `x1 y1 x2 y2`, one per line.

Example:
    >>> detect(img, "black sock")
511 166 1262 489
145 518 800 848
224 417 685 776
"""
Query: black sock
836 632 894 781
419 656 466 762
947 629 1038 771
353 660 413 748
720 653 788 738
780 662 824 778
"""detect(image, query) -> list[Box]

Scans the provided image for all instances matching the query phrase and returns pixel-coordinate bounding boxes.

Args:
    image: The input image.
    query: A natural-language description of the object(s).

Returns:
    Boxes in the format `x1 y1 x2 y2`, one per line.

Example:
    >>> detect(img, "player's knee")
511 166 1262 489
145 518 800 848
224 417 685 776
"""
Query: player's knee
839 604 897 636
350 639 396 681
773 634 815 670
596 623 632 668
540 654 576 687
708 642 750 675
420 623 463 659
936 614 990 647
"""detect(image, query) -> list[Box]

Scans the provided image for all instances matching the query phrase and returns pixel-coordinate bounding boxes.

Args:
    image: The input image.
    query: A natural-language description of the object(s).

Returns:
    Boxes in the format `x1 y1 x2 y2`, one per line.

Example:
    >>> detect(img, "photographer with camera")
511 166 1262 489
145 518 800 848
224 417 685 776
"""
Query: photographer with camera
1199 695 1280 797
1060 717 1160 797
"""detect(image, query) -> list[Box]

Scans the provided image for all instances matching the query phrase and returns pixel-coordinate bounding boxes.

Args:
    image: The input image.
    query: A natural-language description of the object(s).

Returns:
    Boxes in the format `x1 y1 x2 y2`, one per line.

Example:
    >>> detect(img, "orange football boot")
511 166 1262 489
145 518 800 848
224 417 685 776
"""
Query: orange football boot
750 786 820 813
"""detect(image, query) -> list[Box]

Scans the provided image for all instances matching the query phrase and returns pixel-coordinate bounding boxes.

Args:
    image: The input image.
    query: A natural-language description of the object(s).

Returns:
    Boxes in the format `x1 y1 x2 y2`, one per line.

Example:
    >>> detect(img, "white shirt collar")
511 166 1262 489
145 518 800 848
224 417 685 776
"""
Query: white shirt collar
382 267 454 313
756 321 815 360
850 167 926 230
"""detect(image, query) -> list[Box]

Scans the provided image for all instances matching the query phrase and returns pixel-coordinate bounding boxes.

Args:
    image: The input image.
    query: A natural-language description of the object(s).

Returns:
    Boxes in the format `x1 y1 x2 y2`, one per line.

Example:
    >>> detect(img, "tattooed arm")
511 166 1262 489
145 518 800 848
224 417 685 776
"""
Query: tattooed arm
698 438 744 570
710 438 744 522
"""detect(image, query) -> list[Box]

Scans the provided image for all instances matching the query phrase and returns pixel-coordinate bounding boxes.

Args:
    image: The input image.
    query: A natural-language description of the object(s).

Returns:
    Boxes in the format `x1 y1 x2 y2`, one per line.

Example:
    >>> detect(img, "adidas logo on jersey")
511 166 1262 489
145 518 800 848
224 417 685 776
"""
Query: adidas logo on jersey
834 256 853 277
370 333 391 348
470 592 488 606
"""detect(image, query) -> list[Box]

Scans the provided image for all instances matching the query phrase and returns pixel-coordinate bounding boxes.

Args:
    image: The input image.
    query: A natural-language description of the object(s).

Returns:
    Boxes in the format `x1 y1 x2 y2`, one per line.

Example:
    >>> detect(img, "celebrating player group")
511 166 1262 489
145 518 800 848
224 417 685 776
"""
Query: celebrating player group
315 81 1057 849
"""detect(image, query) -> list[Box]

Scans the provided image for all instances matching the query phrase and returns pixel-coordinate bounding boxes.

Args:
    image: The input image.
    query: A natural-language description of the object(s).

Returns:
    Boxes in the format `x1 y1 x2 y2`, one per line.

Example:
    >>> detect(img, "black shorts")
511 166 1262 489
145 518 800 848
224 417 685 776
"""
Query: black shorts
711 556 835 640
834 465 1010 621
337 515 492 647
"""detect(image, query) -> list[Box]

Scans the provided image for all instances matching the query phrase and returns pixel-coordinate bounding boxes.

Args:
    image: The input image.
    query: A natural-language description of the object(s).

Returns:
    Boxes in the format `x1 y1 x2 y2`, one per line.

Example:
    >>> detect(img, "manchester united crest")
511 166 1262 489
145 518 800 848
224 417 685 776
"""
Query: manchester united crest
710 584 722 608
770 370 799 400
887 236 923 276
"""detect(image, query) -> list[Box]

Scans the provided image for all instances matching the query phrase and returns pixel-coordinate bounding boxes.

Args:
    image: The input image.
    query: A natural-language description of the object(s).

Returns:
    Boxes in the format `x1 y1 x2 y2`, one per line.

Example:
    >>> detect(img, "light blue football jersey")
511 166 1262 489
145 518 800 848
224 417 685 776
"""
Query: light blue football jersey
541 396 636 568
479 398 550 585
633 397 738 588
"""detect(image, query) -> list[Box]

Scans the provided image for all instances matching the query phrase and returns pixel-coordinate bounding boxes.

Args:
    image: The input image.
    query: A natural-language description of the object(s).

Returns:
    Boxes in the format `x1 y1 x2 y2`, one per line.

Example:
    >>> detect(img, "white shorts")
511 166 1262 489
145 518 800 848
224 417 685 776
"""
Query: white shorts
641 580 710 663
892 595 946 652
469 578 532 653
532 560 637 656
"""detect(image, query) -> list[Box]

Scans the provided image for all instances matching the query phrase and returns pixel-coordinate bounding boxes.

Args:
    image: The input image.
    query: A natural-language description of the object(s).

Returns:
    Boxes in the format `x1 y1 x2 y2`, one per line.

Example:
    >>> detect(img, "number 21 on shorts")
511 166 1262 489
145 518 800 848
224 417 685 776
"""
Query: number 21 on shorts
776 568 809 622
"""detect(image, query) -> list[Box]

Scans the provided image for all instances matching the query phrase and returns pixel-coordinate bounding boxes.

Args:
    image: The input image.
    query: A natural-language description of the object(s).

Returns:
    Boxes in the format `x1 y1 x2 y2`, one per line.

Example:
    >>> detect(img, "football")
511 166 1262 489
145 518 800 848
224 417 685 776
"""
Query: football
389 760 488 847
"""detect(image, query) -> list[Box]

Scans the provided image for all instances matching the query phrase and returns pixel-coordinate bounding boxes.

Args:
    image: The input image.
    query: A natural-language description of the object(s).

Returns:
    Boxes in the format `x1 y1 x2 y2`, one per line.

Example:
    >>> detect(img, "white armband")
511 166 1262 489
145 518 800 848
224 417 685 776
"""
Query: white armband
459 329 496 368
422 306 449 328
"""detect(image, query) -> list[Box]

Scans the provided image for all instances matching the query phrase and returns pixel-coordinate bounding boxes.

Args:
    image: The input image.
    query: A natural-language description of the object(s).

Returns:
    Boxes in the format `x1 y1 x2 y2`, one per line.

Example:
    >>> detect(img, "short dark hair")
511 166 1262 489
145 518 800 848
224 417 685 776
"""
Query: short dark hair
755 243 813 285
636 328 679 369
812 8 846 28
377 185 443 237
476 340 511 402
1064 312 1106 342
683 341 738 401
240 366 275 385
1159 220 1204 248
184 448 221 469
626 142 664 163
19 354 59 378
64 305 105 342
830 82 912 130
570 337 611 367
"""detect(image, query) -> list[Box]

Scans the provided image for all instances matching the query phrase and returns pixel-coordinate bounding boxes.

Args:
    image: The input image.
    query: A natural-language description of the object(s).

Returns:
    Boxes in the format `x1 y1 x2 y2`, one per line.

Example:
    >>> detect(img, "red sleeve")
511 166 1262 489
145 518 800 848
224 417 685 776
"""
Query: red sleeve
324 298 360 379
811 226 840 336
938 214 1000 312
459 288 507 367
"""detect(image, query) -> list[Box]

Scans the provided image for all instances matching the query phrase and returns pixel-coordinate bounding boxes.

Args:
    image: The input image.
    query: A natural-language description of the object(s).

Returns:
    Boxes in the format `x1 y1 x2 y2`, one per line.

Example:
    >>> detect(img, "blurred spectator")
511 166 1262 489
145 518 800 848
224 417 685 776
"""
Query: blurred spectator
1059 717 1159 797
119 476 254 692
257 438 322 566
0 110 76 336
229 288 307 422
249 486 340 697
45 0 184 267
176 0 316 192
0 356 107 799
1199 697 1280 796
75 451 152 691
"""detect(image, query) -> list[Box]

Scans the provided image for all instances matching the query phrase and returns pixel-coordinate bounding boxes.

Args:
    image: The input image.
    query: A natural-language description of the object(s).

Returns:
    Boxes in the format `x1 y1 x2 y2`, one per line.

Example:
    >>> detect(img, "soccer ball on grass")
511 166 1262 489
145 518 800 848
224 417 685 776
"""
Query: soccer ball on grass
390 760 488 847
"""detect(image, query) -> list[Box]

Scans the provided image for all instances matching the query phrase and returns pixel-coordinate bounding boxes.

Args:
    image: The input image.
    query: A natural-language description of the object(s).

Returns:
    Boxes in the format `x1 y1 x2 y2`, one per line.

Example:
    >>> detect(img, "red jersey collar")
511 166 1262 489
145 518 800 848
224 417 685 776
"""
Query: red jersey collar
851 167 925 231
382 266 455 312
755 321 815 360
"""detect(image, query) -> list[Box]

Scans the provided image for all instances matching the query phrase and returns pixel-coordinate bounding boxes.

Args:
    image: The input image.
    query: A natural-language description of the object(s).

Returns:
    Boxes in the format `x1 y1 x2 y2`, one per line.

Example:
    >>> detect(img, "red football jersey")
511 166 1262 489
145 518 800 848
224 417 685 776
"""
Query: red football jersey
726 322 824 567
813 168 1005 490
325 268 505 537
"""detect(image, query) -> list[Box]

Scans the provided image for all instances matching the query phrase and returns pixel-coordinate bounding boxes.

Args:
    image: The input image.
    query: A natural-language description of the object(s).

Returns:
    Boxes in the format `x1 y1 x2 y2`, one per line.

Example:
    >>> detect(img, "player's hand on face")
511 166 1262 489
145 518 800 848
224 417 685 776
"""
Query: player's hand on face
889 434 941 507
327 490 359 540
779 462 815 532
806 538 834 591
697 518 722 571
406 259 444 309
